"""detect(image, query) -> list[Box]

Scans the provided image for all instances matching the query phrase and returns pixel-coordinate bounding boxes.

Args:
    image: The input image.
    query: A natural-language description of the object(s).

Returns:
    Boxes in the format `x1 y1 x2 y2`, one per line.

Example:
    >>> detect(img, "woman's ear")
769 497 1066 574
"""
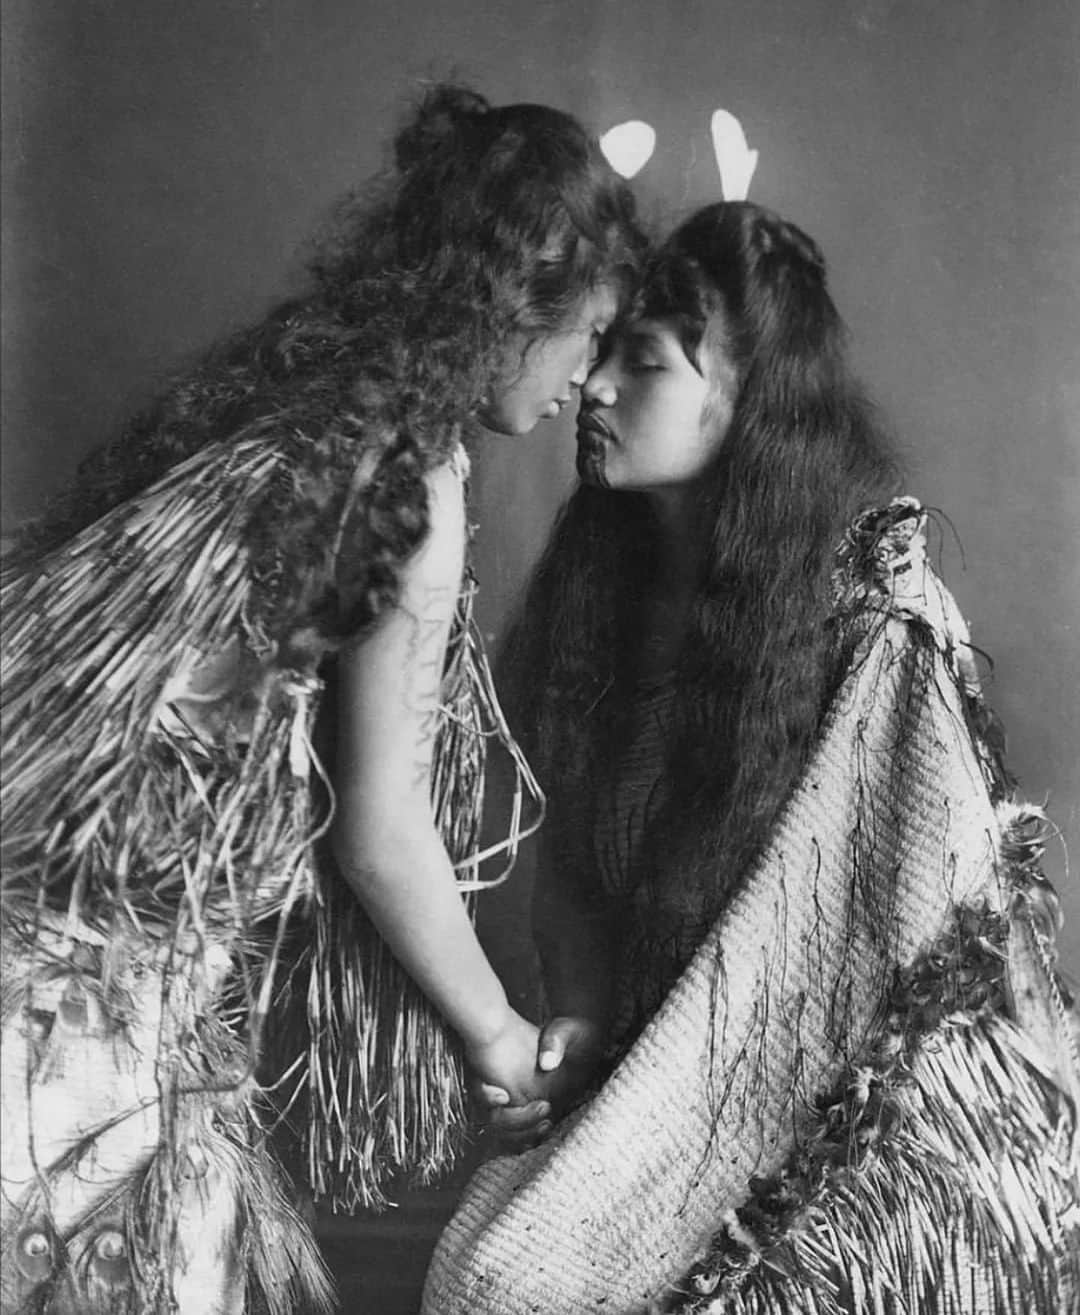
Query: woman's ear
701 309 740 404
701 371 737 442
700 324 741 440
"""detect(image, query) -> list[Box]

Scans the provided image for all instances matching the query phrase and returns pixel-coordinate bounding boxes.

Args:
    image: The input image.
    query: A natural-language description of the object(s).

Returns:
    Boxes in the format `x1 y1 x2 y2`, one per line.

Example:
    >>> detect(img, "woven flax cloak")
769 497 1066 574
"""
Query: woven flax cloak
422 500 1080 1315
0 433 538 1313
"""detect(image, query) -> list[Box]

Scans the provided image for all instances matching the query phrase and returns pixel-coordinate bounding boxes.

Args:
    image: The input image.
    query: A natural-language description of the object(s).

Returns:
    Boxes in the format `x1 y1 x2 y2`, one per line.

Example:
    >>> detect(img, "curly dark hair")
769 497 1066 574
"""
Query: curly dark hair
501 202 901 997
15 83 645 644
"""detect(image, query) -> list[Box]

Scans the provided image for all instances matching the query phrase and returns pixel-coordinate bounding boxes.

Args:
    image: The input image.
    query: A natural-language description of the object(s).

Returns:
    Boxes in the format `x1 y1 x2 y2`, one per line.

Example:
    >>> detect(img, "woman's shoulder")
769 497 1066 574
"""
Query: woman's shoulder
832 495 980 690
832 495 933 611
424 443 469 507
835 496 926 585
406 450 468 587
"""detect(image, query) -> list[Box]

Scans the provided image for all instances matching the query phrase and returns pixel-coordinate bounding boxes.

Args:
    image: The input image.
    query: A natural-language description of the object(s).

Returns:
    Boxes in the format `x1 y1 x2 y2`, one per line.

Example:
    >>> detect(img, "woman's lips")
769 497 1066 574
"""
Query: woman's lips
576 413 614 443
575 413 612 487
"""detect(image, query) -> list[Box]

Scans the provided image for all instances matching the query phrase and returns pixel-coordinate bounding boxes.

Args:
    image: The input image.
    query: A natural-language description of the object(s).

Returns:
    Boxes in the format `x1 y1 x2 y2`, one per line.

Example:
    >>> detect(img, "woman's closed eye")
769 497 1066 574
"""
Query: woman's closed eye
619 324 674 374
588 326 616 368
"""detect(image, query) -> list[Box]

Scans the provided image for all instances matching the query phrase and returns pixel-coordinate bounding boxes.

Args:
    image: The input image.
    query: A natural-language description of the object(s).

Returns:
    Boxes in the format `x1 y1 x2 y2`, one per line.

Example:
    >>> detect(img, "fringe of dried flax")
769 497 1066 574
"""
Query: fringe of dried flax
1 434 543 1305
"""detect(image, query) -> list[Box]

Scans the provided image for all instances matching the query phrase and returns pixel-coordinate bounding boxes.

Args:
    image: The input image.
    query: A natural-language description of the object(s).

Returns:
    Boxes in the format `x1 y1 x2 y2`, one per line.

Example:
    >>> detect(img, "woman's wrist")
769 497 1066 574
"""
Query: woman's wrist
458 987 518 1056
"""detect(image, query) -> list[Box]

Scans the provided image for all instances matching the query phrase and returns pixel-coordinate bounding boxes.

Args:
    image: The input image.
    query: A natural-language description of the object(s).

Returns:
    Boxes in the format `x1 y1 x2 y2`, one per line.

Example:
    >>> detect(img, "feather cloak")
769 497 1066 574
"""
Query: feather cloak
421 499 1080 1315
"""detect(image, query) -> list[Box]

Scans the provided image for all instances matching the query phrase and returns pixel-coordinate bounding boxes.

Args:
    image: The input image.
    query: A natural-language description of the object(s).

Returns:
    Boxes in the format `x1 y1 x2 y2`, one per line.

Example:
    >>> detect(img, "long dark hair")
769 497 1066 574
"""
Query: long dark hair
14 83 644 644
502 202 901 998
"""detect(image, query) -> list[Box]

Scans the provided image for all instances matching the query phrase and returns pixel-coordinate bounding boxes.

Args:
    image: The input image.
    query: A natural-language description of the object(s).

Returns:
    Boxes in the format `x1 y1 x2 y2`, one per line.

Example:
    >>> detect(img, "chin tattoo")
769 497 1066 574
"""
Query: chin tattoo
576 437 610 488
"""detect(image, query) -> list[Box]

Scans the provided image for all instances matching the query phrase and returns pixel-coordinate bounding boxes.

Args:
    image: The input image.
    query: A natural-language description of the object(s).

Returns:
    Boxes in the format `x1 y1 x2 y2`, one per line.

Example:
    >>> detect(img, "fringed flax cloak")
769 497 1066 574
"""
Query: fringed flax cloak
422 499 1080 1315
0 433 539 1313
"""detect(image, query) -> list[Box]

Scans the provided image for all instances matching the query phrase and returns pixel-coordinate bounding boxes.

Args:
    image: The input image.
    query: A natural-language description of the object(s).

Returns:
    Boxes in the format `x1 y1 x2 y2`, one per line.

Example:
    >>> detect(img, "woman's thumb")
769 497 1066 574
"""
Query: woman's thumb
537 1021 569 1072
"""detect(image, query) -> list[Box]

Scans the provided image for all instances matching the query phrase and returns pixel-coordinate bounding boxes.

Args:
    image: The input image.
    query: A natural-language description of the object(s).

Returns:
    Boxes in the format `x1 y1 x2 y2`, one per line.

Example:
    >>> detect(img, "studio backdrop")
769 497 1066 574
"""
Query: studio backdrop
3 0 1078 972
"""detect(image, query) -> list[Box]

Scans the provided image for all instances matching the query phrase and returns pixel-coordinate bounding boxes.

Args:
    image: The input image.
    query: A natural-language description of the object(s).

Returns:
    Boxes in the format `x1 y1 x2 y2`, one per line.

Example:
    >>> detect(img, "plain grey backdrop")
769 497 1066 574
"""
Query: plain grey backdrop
3 0 1078 977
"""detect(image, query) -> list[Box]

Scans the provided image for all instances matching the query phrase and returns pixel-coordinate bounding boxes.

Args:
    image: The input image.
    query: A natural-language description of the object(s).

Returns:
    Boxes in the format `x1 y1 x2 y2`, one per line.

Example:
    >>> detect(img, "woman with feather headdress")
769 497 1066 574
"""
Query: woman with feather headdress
426 202 1080 1314
0 82 644 1312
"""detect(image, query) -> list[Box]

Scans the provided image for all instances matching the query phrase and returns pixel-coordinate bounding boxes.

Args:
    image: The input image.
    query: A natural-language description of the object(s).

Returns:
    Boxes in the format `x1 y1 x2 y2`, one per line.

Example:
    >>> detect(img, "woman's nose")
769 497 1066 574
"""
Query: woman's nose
569 349 591 390
581 363 616 407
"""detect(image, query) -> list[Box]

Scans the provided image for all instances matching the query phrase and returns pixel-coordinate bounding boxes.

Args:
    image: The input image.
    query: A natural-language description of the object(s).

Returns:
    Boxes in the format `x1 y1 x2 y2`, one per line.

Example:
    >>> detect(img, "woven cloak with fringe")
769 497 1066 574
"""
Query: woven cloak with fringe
0 433 539 1314
422 498 1080 1315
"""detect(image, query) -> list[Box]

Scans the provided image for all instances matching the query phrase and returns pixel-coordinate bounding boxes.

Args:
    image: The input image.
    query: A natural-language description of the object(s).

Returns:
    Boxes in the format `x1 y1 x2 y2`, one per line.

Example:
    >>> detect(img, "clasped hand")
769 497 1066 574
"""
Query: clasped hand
468 1015 605 1152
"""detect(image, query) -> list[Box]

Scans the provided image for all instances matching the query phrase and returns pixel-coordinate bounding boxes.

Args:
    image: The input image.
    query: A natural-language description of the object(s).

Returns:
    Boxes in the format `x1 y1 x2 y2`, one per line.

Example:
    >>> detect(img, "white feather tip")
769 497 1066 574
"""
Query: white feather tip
600 120 657 180
710 109 758 201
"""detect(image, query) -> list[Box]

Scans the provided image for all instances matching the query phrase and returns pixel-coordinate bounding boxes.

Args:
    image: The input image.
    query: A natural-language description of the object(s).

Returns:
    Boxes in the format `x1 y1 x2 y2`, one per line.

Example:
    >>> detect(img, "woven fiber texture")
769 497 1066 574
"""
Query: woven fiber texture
0 915 331 1315
423 544 1079 1313
0 436 540 1311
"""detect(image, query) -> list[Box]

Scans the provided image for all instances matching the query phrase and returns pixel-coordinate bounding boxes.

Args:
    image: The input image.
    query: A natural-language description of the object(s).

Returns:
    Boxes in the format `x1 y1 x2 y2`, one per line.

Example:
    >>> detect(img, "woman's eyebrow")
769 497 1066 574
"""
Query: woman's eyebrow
622 326 668 350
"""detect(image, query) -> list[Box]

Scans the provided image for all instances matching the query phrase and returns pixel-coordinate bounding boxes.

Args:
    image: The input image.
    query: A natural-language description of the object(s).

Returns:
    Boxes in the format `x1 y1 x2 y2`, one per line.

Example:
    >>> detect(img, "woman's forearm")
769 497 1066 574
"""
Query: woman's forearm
333 811 514 1052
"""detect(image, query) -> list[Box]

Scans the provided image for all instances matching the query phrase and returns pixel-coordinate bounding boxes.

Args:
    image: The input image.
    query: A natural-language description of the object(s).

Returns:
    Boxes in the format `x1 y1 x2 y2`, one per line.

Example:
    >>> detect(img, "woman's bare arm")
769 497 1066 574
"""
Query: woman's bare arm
331 459 541 1101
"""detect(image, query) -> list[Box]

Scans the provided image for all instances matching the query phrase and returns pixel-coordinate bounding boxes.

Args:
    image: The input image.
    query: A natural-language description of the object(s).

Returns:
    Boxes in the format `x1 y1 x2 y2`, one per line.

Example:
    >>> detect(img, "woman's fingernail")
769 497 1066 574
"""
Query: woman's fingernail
539 1050 559 1072
489 1089 510 1106
537 1121 553 1137
537 1103 551 1118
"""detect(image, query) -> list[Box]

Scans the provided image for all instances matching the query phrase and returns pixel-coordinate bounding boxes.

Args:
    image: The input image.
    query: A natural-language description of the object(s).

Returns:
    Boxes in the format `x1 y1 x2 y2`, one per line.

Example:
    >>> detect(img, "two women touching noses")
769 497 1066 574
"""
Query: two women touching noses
6 75 1075 1314
426 199 1079 1315
475 201 898 1147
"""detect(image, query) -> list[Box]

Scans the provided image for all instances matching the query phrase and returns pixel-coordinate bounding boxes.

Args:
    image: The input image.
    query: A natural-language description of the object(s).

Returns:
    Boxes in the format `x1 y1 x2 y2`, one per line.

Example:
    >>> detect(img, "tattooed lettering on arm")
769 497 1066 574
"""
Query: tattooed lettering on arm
401 583 456 789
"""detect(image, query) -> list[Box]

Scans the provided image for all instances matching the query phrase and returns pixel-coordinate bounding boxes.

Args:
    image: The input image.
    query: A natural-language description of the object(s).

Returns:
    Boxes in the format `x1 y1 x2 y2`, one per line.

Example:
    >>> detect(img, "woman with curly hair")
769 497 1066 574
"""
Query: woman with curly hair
0 83 643 1312
426 202 1079 1314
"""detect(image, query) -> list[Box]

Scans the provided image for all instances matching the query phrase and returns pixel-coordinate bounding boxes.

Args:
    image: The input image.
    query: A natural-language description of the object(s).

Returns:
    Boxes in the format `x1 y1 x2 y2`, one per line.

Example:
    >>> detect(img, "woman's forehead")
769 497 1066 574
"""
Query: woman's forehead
619 316 685 351
582 283 619 324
